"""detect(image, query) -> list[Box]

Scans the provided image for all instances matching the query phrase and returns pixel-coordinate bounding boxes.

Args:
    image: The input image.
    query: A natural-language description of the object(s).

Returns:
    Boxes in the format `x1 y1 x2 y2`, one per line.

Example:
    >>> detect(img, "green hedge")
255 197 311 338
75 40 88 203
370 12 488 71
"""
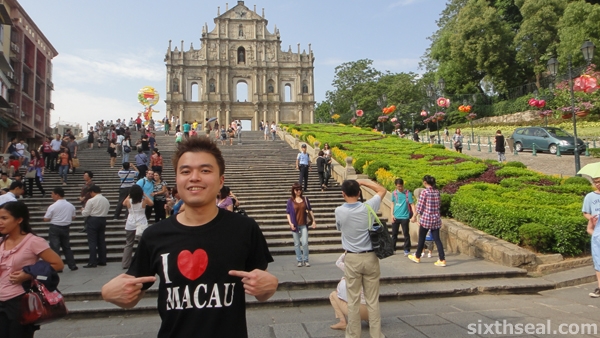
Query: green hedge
450 183 588 255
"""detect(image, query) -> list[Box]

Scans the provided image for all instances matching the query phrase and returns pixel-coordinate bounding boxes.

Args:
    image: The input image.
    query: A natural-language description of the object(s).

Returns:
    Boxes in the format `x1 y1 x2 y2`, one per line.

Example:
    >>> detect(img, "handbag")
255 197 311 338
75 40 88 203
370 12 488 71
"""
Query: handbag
19 279 68 325
304 197 314 225
71 158 80 168
365 204 394 259
25 169 36 179
123 145 131 153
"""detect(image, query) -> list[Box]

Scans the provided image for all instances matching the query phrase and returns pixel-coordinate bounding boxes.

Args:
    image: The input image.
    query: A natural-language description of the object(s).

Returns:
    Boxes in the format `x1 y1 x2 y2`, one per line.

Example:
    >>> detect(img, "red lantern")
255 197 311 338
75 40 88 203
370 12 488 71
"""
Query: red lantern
356 109 364 117
389 105 396 113
528 98 538 107
420 110 428 117
536 100 546 108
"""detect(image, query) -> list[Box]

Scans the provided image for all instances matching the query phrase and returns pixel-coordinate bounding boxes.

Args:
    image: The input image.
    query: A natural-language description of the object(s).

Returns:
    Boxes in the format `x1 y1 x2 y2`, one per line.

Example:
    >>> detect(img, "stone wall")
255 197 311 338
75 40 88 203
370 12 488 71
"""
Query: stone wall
473 110 539 125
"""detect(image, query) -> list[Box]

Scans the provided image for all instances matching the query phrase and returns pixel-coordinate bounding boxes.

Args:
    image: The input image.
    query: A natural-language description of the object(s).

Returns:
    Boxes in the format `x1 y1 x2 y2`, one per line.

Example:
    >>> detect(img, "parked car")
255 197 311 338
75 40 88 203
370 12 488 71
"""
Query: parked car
511 127 585 154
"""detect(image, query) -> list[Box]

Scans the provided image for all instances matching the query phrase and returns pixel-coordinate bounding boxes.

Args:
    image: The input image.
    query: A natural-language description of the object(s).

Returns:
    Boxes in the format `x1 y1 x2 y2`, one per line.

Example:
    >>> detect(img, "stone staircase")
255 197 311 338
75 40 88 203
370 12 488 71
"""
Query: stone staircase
24 130 578 319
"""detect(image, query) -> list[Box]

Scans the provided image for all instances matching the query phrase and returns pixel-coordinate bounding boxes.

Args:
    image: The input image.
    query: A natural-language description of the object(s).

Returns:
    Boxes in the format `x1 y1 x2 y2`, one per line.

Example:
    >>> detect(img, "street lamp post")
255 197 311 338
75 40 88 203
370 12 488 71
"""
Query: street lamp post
547 40 595 174
329 107 334 123
426 79 445 144
377 94 387 133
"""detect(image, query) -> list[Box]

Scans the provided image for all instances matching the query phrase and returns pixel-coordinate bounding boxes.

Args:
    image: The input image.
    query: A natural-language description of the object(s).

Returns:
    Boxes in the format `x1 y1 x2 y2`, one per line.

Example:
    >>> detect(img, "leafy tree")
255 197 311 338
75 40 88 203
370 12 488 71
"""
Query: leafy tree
314 101 332 123
556 0 600 70
513 0 566 89
449 0 517 94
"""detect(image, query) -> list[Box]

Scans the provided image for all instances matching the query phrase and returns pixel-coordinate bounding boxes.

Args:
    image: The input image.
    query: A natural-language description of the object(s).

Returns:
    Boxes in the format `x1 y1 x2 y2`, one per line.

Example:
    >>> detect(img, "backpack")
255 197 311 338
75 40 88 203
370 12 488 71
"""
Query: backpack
393 190 414 219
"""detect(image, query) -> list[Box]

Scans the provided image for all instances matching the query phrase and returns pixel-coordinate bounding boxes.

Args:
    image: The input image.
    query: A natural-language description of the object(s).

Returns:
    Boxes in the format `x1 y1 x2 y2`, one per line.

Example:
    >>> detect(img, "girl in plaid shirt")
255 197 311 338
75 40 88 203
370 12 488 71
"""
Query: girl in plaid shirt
408 175 446 267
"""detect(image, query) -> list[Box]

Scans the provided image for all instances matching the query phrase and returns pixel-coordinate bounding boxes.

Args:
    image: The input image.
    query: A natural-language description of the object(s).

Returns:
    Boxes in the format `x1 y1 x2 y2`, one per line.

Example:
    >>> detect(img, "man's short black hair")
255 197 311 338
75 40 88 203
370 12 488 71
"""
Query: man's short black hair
52 187 65 197
9 181 23 190
341 180 361 197
1 172 7 176
123 162 131 170
90 185 102 194
84 171 94 179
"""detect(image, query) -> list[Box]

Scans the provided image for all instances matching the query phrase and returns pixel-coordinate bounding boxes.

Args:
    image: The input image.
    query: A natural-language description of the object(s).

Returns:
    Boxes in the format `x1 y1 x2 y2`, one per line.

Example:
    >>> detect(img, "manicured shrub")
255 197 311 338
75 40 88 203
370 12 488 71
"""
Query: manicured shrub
504 161 527 169
589 148 600 158
365 161 390 180
431 144 445 149
519 223 554 252
440 193 453 217
563 176 591 186
353 157 370 174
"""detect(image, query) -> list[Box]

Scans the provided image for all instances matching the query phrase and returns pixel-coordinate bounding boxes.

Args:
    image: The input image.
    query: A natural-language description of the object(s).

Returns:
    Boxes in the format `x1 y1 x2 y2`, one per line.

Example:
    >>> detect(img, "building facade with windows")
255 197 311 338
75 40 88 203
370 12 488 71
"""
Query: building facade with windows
165 1 315 130
0 0 56 152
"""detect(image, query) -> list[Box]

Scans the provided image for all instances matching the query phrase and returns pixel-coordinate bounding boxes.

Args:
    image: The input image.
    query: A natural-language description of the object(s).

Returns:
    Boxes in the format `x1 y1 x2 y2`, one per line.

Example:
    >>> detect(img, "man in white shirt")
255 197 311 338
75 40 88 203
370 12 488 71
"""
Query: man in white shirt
44 187 78 271
50 134 63 172
116 134 125 157
15 139 28 167
0 181 24 205
81 185 110 268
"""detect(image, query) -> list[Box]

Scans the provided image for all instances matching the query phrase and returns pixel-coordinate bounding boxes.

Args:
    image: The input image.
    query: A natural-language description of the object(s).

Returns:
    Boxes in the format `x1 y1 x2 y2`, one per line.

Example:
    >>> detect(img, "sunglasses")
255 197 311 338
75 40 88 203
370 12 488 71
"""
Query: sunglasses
294 188 303 191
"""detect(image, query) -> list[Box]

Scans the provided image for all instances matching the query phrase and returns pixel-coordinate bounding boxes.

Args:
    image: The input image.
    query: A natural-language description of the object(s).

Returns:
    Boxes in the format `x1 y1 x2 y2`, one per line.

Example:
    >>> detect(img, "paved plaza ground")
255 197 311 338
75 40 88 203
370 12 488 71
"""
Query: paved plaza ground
37 282 600 338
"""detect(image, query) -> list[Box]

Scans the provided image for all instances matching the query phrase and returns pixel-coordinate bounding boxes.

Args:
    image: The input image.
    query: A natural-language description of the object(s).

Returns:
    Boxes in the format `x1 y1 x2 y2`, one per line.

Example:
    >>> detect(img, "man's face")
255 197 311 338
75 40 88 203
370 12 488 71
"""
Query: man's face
396 183 404 191
83 173 91 181
55 135 60 140
176 151 224 209
1 175 7 182
14 187 24 196
51 192 59 201
146 171 154 180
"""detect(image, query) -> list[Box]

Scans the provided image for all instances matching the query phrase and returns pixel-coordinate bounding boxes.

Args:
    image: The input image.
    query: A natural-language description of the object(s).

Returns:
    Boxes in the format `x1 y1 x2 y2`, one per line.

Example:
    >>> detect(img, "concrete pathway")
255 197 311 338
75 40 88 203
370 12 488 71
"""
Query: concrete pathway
37 282 600 337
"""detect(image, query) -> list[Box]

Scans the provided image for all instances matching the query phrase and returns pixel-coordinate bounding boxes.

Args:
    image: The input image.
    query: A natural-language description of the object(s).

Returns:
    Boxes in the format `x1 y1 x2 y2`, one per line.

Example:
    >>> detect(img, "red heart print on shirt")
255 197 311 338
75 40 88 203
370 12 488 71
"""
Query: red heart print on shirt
177 249 208 280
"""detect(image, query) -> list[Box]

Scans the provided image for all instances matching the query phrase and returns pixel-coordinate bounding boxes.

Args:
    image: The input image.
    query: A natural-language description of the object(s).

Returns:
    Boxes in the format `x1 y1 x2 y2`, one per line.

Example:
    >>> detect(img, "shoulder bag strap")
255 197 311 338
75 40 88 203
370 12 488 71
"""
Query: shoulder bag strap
364 204 383 230
120 170 131 188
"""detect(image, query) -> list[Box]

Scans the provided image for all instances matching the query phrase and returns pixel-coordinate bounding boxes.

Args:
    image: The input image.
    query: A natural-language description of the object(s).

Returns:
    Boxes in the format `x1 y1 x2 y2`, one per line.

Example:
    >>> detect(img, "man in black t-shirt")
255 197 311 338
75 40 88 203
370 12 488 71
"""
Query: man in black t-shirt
101 137 278 338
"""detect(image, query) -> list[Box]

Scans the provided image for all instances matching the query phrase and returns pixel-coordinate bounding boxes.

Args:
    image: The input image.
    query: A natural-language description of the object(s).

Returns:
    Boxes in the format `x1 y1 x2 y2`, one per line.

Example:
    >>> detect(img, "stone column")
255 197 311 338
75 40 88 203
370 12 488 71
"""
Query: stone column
254 110 259 130
310 110 314 124
298 109 303 124
226 109 231 126
276 110 280 125
263 110 268 125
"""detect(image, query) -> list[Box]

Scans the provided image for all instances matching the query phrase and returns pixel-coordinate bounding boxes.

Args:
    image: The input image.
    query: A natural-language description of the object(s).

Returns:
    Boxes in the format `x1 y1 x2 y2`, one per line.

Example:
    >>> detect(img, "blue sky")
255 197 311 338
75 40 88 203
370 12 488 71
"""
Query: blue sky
19 0 446 129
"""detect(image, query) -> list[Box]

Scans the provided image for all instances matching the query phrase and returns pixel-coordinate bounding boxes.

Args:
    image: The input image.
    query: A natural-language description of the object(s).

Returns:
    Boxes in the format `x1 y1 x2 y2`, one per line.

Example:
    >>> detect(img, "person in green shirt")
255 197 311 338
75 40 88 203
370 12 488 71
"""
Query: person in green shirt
390 178 416 256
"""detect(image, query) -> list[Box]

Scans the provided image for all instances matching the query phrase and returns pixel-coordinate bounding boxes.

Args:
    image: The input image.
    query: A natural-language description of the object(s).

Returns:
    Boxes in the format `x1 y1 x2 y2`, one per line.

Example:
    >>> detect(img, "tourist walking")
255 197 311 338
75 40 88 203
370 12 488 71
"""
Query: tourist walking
81 185 110 268
50 134 63 171
25 150 45 198
41 136 53 170
408 175 446 267
296 144 311 192
286 183 316 267
108 138 117 168
151 172 167 223
135 148 149 179
444 127 450 143
58 148 72 186
0 201 64 338
164 118 170 135
113 162 139 220
390 178 415 256
316 151 329 191
79 171 95 208
334 179 387 338
121 184 153 269
582 178 600 298
121 135 132 164
150 149 163 174
452 128 464 153
66 135 78 176
87 127 95 149
43 187 78 271
136 170 155 220
263 121 269 140
413 129 420 142
495 130 506 162
183 121 191 138
270 121 277 141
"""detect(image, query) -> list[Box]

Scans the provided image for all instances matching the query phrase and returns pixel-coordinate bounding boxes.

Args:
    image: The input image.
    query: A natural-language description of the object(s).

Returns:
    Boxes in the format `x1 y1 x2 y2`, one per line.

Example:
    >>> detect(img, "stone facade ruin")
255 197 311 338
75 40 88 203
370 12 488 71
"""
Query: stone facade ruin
164 1 315 130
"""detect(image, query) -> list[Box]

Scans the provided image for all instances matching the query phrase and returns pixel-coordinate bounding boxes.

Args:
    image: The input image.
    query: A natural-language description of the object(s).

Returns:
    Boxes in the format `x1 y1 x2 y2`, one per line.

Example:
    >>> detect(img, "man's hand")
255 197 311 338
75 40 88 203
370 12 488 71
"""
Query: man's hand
101 274 156 309
228 269 278 302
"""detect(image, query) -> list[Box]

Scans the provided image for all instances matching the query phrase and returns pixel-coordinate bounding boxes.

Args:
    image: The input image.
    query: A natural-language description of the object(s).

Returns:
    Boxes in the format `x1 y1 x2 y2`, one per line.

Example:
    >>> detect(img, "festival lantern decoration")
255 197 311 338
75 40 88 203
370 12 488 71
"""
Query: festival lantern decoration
420 110 428 117
436 97 450 108
458 105 472 113
391 117 398 123
573 74 598 93
138 86 160 121
350 117 357 124
356 109 364 117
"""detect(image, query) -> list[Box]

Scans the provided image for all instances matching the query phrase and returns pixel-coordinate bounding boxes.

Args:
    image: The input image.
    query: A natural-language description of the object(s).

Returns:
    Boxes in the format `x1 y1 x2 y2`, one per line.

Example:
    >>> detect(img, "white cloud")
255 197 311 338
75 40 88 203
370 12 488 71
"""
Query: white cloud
51 87 157 129
53 49 164 85
389 0 423 9
373 58 421 73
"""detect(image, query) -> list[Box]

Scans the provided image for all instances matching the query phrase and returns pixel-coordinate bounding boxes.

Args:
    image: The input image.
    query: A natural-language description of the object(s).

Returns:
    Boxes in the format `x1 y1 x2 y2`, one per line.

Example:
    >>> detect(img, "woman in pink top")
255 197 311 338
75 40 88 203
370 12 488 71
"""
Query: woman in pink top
0 201 63 337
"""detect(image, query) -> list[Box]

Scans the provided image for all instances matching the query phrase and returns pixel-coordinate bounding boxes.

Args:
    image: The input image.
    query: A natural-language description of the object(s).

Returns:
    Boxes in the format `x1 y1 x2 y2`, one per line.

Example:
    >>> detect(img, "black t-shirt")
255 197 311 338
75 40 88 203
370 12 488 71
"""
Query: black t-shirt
127 209 274 338
141 140 150 151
